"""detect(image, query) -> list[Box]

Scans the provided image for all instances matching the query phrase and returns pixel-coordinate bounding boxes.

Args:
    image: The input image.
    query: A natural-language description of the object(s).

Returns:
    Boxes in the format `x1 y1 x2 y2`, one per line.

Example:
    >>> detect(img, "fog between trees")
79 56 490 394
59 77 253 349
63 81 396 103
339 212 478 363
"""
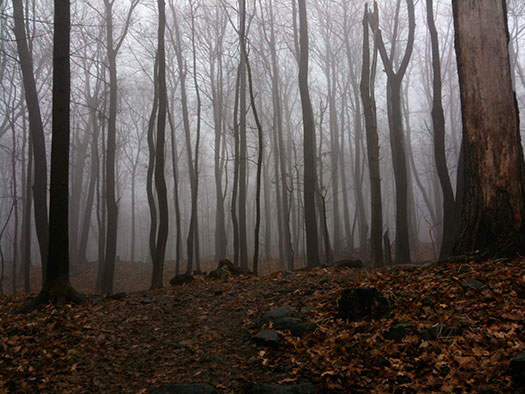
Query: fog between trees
1 0 524 294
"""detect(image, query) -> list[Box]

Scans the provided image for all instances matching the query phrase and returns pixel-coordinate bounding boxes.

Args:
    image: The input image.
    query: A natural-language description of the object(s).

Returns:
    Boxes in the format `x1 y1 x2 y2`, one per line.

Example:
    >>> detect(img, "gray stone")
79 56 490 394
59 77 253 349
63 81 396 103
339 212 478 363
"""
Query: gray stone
271 317 316 337
150 383 217 394
461 278 487 290
252 330 281 346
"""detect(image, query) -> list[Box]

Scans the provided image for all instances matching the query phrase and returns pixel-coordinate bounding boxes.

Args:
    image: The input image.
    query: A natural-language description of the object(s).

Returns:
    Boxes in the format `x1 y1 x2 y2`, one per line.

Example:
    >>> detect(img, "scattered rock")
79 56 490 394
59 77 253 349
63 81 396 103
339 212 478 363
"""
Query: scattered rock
108 292 127 300
383 322 416 342
419 325 461 340
259 307 297 326
252 330 281 347
170 274 194 286
337 288 391 322
150 384 218 394
244 383 316 394
140 299 153 304
511 352 525 386
271 317 316 337
461 278 487 290
333 259 364 269
208 259 252 279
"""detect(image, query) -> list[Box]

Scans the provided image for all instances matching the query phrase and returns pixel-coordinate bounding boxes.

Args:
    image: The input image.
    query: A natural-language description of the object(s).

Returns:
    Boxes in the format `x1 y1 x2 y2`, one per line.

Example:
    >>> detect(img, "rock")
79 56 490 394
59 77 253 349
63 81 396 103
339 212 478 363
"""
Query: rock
283 270 296 276
252 330 281 347
208 267 227 280
244 383 316 394
271 317 316 337
383 322 416 342
170 274 194 286
150 384 217 394
140 299 153 304
511 352 525 386
209 259 252 278
259 307 297 326
337 288 391 322
333 259 364 269
108 292 127 300
419 325 461 340
461 278 487 290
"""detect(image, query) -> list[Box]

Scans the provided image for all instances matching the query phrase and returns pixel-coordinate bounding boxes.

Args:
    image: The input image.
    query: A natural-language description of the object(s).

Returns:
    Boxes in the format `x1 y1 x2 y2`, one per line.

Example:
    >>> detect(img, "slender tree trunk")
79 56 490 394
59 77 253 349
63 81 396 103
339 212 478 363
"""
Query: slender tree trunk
151 0 169 289
360 5 384 267
11 0 49 277
297 0 320 268
374 0 415 264
238 0 249 271
426 0 457 259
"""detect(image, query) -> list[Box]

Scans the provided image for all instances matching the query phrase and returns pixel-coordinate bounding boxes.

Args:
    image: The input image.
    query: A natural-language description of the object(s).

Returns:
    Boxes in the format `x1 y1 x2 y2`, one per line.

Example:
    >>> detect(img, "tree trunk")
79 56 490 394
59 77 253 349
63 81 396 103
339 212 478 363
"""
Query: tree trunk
297 0 320 268
374 0 415 264
360 5 384 267
452 0 525 257
11 0 49 277
24 0 83 310
151 0 169 289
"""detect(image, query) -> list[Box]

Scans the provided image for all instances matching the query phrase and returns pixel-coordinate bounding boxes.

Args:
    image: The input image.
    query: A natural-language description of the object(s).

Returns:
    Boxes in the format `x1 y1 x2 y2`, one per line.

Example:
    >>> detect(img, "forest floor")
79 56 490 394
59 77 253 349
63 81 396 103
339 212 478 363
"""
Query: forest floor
0 257 524 393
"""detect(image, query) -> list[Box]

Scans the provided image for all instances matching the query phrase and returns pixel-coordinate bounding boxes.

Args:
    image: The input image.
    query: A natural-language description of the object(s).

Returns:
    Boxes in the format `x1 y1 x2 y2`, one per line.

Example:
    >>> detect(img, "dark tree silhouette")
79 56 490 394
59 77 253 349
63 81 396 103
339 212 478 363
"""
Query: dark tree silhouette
297 0 320 268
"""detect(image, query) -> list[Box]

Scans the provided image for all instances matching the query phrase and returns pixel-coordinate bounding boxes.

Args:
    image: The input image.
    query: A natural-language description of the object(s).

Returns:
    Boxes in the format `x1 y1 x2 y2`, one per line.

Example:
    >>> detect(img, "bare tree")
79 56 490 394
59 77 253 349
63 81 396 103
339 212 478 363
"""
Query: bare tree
297 0 320 268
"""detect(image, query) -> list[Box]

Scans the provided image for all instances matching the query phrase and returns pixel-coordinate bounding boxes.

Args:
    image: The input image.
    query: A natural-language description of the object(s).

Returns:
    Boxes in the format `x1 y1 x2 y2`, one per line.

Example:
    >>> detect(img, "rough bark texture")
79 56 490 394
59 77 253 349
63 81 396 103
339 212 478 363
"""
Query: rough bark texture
452 0 525 257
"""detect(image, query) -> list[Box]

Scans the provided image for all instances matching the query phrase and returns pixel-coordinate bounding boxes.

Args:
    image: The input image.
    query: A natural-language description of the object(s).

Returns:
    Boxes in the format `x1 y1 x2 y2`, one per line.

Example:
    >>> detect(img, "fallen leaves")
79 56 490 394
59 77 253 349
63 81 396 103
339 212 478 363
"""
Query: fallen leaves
0 257 523 393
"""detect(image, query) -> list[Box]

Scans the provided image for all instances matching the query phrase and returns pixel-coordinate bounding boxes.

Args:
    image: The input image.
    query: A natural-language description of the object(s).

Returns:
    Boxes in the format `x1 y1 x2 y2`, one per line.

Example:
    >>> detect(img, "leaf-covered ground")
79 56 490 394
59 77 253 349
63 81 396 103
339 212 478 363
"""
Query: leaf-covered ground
0 257 523 393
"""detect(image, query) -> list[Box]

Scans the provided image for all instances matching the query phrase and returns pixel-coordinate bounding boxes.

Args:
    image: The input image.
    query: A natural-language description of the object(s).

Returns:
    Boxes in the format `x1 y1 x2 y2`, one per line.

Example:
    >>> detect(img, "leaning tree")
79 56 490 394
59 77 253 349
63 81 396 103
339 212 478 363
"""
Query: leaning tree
452 0 525 257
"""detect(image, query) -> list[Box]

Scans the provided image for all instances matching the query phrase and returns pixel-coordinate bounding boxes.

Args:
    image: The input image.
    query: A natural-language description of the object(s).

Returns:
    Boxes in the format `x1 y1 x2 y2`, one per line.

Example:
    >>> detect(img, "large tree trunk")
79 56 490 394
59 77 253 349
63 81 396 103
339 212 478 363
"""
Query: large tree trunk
452 0 525 257
23 0 83 310
11 0 49 277
297 0 320 268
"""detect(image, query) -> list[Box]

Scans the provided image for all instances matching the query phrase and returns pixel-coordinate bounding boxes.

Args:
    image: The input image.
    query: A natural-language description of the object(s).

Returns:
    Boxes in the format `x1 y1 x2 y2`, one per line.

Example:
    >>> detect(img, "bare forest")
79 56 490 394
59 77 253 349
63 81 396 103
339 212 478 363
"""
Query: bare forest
0 0 525 392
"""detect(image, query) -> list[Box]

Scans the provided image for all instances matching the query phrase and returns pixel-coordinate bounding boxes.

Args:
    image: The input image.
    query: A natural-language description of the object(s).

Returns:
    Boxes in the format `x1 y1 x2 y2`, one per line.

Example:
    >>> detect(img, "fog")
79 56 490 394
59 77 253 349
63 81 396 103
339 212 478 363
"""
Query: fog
1 0 524 293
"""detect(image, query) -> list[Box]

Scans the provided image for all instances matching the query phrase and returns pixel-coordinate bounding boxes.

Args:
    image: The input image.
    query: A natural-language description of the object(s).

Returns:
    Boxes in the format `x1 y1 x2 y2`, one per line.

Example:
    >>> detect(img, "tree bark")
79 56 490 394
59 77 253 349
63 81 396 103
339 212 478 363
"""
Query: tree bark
297 0 320 268
360 4 384 267
452 0 525 257
374 0 415 264
11 0 49 277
